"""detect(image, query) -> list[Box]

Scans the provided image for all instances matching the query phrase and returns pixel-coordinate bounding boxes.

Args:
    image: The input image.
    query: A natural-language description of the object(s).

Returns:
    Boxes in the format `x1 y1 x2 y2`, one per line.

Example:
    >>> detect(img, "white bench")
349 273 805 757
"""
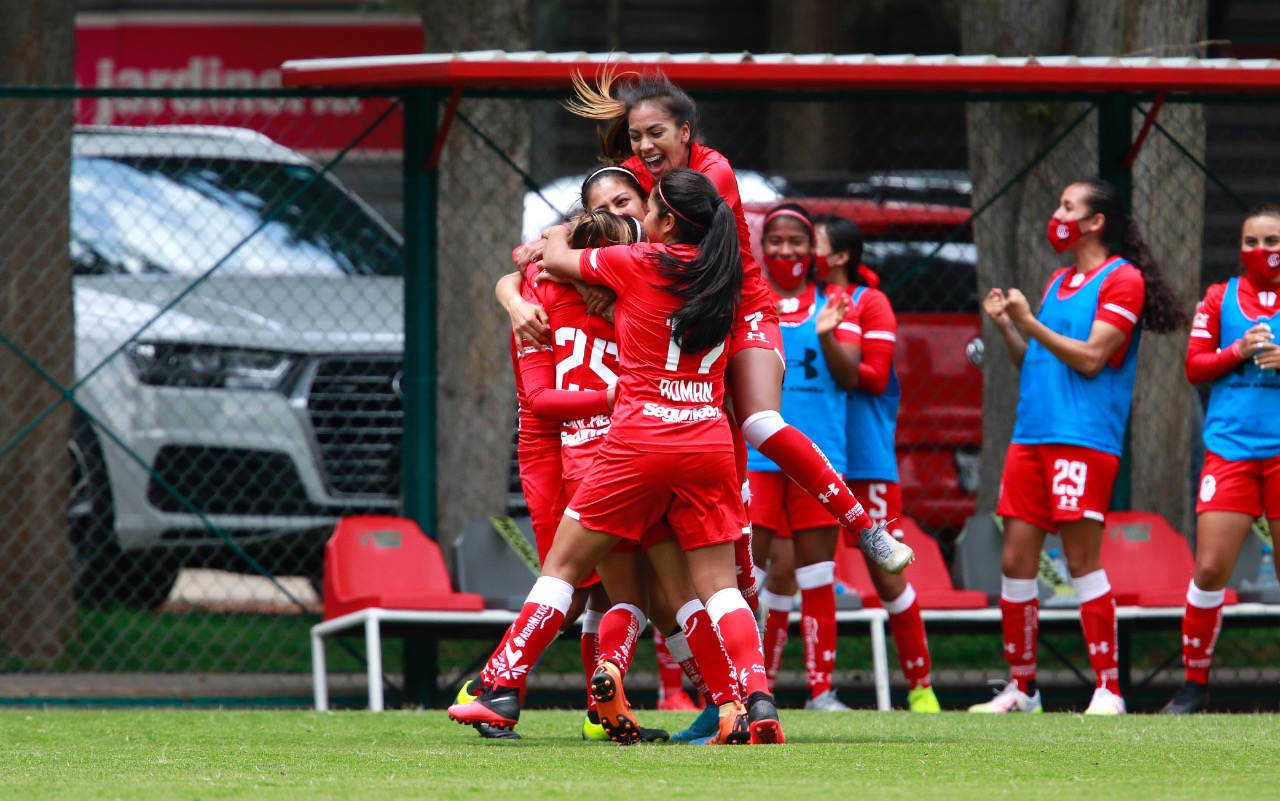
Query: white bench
311 606 894 711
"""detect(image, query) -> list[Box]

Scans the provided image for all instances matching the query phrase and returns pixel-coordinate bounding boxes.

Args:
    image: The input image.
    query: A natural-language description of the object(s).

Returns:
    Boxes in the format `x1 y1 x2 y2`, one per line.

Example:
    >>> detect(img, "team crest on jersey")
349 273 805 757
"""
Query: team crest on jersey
1261 290 1278 307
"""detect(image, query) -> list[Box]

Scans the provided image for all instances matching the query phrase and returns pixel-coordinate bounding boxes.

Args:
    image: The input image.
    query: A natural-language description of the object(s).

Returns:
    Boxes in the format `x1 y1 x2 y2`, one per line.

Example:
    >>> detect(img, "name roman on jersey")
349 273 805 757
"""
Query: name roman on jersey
659 379 715 403
642 403 723 423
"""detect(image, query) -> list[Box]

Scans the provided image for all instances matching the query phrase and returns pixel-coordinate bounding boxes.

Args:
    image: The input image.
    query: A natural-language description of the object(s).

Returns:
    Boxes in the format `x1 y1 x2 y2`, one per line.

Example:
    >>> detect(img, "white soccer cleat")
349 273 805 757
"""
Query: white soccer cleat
857 520 914 575
1083 686 1126 715
803 689 852 711
968 682 1043 713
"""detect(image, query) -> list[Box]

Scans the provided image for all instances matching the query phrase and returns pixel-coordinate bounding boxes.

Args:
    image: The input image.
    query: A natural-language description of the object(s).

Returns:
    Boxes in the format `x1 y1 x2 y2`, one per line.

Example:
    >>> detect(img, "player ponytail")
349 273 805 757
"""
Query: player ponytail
566 66 699 164
649 168 741 353
1079 178 1189 334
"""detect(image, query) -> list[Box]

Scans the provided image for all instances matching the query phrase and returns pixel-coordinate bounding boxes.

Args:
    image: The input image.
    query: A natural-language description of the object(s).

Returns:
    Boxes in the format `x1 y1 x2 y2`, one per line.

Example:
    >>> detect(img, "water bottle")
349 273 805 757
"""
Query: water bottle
1257 544 1278 590
1044 548 1078 607
1048 548 1071 585
1258 318 1277 379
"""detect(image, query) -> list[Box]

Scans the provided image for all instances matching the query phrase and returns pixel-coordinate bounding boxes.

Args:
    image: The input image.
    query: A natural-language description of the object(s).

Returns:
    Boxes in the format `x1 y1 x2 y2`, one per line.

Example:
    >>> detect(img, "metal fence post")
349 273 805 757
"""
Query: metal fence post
1098 92 1134 512
401 87 442 707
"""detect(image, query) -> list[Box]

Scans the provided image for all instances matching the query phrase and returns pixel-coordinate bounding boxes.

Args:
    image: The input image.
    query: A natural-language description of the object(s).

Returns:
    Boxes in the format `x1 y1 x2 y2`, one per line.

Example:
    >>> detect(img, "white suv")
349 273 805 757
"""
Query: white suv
69 126 405 608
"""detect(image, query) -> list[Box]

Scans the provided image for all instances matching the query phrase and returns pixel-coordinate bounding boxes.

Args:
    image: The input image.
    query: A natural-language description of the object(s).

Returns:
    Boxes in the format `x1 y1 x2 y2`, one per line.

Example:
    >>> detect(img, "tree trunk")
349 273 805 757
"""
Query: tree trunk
420 1 529 551
0 0 77 664
1113 3 1207 538
961 0 1206 537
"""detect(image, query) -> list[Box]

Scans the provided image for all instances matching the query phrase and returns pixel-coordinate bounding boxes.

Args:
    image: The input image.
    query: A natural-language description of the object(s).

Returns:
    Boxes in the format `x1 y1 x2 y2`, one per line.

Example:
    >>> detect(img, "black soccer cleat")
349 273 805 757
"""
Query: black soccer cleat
1160 680 1209 715
638 726 670 742
744 691 786 744
448 685 521 729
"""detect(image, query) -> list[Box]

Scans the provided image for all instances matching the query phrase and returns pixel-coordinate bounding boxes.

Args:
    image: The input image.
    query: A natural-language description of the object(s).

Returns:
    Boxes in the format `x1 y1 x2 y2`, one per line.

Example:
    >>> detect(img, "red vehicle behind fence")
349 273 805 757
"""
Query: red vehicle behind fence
744 198 981 541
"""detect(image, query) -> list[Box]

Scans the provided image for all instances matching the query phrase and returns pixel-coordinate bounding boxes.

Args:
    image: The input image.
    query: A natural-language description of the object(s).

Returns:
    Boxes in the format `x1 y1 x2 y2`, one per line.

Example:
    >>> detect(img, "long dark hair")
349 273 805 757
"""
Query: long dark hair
1078 178 1189 333
565 67 699 164
649 168 742 353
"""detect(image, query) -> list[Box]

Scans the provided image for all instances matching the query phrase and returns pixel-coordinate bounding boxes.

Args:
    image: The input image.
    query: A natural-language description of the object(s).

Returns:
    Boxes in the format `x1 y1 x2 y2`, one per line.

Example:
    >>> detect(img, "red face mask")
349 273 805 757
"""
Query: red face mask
764 256 808 291
1047 217 1083 253
812 254 831 283
1242 248 1280 284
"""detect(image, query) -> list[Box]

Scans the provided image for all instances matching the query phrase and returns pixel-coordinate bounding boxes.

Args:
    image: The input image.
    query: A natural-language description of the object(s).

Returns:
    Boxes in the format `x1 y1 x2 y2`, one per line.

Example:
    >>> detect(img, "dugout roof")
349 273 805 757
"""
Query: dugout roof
280 51 1280 94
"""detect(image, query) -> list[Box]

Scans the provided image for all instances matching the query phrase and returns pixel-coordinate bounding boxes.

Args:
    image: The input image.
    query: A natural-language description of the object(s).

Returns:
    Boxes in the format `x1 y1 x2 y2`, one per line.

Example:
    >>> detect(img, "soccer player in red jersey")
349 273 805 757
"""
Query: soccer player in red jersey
451 169 784 745
974 179 1187 715
499 169 711 724
1163 204 1280 714
565 69 913 577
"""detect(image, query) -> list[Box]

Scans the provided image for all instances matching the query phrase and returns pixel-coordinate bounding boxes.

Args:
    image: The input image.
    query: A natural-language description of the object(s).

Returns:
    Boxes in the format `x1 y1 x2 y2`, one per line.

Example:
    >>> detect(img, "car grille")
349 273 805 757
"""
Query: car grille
308 356 403 498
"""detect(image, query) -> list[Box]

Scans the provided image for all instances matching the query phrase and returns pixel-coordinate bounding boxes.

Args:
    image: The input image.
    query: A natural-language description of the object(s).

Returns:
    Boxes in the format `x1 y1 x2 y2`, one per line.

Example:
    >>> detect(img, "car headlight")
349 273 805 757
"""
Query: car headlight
126 343 294 391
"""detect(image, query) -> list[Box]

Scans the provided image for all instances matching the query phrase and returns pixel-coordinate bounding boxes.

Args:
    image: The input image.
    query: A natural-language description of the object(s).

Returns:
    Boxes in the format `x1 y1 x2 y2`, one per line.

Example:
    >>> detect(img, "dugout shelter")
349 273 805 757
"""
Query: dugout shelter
282 51 1280 707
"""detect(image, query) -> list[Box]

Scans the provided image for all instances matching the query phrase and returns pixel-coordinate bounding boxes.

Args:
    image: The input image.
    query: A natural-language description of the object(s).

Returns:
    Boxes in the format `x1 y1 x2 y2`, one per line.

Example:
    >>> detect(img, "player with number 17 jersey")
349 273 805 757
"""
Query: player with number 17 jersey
566 239 743 551
578 241 730 453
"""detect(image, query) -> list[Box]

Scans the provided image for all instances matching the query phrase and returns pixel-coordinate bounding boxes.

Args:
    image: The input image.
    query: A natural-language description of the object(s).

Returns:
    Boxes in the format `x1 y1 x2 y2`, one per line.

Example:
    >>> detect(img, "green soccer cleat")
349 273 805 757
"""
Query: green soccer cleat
907 685 941 713
582 715 610 741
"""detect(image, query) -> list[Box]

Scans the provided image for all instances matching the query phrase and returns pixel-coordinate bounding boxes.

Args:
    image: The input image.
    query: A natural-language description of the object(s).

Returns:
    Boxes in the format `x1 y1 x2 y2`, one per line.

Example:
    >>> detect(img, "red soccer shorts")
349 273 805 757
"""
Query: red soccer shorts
568 439 746 551
748 470 841 536
1196 450 1280 519
845 479 903 526
519 446 565 560
997 442 1120 532
728 305 786 364
562 475 673 557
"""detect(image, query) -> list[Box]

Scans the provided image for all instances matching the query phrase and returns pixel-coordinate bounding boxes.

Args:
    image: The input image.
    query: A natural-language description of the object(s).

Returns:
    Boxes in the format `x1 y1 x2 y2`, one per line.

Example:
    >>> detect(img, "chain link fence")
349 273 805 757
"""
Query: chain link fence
1 83 1278 708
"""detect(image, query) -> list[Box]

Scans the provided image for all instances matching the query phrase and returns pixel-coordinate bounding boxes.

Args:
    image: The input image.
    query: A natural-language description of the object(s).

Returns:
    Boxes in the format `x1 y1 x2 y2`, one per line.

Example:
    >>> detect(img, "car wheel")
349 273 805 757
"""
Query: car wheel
67 414 181 610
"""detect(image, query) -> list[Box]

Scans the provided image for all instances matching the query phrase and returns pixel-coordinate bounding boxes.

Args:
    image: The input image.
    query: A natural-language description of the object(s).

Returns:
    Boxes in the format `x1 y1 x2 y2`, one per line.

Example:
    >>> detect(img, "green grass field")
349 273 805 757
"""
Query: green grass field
3 709 1278 801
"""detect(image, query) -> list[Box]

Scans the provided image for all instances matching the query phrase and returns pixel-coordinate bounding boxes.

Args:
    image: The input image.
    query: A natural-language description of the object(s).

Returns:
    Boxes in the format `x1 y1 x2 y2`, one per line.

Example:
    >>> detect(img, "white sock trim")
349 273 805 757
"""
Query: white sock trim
705 587 750 624
527 575 575 613
1187 580 1227 609
741 409 787 448
580 609 603 635
795 560 836 590
664 631 694 663
1001 575 1039 603
675 599 705 631
1070 569 1111 604
758 588 794 613
882 583 917 615
752 566 767 591
607 602 648 633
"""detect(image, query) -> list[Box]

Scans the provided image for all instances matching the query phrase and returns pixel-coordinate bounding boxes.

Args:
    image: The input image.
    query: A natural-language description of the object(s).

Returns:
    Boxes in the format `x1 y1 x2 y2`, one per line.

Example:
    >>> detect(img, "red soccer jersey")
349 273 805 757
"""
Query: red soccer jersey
510 330 560 456
623 142 772 318
579 241 732 452
1041 257 1145 369
519 262 619 480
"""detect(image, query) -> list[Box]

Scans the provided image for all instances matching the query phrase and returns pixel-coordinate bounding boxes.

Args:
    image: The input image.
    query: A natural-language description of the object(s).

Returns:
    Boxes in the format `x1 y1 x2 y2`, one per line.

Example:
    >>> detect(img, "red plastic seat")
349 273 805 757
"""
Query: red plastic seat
323 515 485 620
835 517 988 609
1099 511 1237 607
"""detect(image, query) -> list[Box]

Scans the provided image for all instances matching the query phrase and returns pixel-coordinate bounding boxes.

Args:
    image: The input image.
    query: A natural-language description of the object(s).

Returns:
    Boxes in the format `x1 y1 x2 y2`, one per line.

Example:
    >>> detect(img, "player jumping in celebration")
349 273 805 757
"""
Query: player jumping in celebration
450 169 784 745
1163 203 1280 714
564 69 913 577
972 178 1188 715
816 214 940 713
